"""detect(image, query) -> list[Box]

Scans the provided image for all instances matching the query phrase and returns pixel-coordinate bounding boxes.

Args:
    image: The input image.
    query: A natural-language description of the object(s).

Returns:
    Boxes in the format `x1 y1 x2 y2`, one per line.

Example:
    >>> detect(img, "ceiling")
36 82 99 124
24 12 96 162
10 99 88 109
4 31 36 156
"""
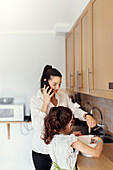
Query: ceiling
0 0 90 33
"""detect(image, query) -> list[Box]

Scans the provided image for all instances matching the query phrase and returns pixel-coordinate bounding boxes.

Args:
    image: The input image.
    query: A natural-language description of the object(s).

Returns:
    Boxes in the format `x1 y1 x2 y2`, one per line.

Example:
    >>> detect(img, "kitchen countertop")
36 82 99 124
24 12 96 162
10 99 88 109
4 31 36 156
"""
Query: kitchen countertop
77 143 113 170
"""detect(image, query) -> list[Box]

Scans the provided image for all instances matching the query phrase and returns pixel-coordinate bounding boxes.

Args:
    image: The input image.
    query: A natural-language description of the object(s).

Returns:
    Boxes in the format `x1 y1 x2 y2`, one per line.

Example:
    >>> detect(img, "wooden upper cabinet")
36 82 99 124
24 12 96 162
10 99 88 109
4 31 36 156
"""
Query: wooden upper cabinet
65 0 113 99
80 2 92 93
73 2 92 93
65 31 74 90
73 20 81 91
92 0 113 96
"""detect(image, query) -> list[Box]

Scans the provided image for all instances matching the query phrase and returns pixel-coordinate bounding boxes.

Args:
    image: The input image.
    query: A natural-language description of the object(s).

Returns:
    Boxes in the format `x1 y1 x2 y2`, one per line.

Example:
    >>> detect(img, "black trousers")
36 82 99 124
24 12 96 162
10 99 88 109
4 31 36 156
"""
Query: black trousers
32 151 52 170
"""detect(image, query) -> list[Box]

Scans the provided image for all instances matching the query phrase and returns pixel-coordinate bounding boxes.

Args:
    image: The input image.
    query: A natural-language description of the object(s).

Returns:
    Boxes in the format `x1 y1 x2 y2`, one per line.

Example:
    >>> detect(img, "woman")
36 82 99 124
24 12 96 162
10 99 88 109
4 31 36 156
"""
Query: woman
43 106 103 170
30 65 96 170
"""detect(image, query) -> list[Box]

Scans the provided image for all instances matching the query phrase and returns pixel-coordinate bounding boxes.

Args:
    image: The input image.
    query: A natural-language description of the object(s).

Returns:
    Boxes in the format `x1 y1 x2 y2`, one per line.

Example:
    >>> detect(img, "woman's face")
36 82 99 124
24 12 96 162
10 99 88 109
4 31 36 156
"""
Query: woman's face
48 76 62 93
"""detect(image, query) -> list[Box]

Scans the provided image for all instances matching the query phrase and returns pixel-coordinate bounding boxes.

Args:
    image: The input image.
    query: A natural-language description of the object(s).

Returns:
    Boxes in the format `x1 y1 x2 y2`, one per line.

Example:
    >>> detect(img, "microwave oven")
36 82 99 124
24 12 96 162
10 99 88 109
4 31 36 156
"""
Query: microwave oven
0 104 25 121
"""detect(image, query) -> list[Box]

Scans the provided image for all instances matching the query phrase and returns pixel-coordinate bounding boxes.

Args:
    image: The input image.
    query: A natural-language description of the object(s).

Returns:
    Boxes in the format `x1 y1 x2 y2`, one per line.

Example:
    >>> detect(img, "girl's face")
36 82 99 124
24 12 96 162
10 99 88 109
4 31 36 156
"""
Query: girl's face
48 76 62 93
65 115 74 134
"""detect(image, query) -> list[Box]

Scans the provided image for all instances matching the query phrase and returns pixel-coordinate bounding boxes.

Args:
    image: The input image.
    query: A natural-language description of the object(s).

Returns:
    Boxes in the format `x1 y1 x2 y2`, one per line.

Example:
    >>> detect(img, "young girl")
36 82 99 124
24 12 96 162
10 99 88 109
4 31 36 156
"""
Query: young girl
43 106 104 170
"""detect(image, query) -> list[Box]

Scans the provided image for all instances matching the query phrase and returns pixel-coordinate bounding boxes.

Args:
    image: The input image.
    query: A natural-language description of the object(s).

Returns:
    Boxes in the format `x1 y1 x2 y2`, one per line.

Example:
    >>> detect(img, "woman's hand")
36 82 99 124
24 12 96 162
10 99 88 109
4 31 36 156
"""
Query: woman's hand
86 115 96 133
41 85 55 113
43 85 55 106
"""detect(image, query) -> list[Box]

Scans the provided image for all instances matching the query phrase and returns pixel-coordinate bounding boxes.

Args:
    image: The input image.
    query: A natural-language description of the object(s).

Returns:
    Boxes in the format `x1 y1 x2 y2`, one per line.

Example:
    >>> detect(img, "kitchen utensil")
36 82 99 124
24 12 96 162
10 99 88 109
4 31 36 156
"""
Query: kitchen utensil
0 97 14 104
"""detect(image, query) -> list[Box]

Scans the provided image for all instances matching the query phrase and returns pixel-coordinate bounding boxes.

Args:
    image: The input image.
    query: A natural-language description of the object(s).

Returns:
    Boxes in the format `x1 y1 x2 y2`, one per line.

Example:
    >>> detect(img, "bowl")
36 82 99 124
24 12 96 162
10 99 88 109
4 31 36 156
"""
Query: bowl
0 97 14 104
78 135 97 157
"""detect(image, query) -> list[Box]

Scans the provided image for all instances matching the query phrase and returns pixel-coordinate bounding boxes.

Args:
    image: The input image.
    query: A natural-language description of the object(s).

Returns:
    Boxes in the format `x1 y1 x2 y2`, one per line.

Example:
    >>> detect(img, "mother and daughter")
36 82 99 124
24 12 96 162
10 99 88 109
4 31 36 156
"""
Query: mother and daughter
31 65 103 170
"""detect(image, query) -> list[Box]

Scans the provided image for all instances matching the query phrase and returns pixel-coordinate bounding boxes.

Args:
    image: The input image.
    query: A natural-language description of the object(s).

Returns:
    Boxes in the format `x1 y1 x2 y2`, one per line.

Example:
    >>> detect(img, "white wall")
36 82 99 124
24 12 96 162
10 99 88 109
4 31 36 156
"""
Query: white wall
0 32 66 114
0 0 89 31
0 123 34 170
0 32 65 170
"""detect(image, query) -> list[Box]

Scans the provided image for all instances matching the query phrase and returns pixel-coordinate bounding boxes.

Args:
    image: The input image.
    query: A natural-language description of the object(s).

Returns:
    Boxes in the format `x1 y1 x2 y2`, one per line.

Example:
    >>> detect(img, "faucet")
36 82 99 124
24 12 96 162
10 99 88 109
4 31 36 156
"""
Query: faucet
90 107 106 135
90 107 103 124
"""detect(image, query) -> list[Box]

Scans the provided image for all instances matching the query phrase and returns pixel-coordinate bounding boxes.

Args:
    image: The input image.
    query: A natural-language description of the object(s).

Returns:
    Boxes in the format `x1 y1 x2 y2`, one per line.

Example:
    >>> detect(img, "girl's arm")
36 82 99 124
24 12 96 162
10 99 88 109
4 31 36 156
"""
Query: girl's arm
71 136 103 157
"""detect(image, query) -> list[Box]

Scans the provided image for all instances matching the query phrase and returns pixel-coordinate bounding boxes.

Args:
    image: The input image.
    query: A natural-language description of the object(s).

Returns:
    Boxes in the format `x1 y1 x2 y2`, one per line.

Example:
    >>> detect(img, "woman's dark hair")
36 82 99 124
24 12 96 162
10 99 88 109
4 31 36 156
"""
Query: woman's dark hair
40 65 62 88
43 106 72 144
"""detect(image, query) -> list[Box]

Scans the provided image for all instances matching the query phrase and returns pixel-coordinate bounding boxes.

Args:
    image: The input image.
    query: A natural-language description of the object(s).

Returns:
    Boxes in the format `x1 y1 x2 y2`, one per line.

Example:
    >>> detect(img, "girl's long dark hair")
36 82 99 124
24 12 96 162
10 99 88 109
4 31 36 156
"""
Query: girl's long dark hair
40 65 62 88
43 106 72 144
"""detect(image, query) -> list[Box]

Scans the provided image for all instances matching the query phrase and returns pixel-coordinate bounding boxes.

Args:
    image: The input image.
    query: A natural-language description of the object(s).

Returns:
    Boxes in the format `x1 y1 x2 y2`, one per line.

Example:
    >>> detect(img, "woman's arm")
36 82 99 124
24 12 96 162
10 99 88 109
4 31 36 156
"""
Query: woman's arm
83 114 96 133
65 93 87 121
31 87 55 130
66 94 96 130
71 136 103 157
30 94 46 130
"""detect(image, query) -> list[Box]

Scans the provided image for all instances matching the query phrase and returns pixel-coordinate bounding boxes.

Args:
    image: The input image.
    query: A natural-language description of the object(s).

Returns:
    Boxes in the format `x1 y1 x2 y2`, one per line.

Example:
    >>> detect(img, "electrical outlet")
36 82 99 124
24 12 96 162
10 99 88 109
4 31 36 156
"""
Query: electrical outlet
109 82 113 89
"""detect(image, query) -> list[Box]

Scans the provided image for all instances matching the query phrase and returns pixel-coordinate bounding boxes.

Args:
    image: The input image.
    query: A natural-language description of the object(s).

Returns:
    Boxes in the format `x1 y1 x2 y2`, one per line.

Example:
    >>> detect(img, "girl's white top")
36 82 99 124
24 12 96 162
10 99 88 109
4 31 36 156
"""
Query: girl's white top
30 89 86 154
46 134 79 170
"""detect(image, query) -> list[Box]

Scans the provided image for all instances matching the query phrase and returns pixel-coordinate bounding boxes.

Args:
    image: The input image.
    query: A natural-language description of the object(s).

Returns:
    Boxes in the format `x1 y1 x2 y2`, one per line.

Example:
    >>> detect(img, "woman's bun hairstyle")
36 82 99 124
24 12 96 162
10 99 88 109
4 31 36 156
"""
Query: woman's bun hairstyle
42 65 52 75
40 65 62 88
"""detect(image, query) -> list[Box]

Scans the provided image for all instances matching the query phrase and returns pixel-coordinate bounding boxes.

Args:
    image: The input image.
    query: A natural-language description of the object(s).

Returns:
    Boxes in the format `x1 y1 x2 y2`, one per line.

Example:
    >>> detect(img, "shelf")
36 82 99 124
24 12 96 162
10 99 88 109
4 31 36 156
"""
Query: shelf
0 121 32 139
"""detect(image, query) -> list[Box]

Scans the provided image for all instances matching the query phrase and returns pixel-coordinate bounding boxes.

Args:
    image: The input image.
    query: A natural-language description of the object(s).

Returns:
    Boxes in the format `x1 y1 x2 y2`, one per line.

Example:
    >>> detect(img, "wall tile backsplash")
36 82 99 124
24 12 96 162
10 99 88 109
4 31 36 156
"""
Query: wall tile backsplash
79 93 113 134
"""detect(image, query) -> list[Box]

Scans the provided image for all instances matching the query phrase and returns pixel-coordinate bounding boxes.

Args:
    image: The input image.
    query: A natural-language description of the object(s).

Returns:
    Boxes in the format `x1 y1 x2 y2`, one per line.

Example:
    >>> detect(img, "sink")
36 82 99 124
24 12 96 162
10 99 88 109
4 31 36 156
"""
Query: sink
98 133 113 143
102 136 113 143
72 118 88 134
72 119 113 143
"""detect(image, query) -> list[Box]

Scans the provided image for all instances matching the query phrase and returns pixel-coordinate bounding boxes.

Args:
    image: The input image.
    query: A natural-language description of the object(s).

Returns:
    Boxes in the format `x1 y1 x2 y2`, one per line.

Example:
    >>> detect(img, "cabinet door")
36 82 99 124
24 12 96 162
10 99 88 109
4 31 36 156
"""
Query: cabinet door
73 20 81 91
80 2 92 93
66 31 74 90
92 0 113 96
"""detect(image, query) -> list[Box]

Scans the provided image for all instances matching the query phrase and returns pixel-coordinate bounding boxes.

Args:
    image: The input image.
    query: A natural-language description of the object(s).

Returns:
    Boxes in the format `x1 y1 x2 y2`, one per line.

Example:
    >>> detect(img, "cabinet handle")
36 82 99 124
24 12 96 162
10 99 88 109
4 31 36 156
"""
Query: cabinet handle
70 73 74 88
76 71 82 91
87 68 92 94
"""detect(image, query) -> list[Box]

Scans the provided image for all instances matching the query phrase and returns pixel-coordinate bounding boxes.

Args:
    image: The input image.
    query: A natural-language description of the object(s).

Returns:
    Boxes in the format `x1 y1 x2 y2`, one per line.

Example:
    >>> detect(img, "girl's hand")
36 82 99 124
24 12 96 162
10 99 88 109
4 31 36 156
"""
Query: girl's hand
91 136 103 144
86 115 96 133
43 85 55 106
71 136 103 157
72 131 82 136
